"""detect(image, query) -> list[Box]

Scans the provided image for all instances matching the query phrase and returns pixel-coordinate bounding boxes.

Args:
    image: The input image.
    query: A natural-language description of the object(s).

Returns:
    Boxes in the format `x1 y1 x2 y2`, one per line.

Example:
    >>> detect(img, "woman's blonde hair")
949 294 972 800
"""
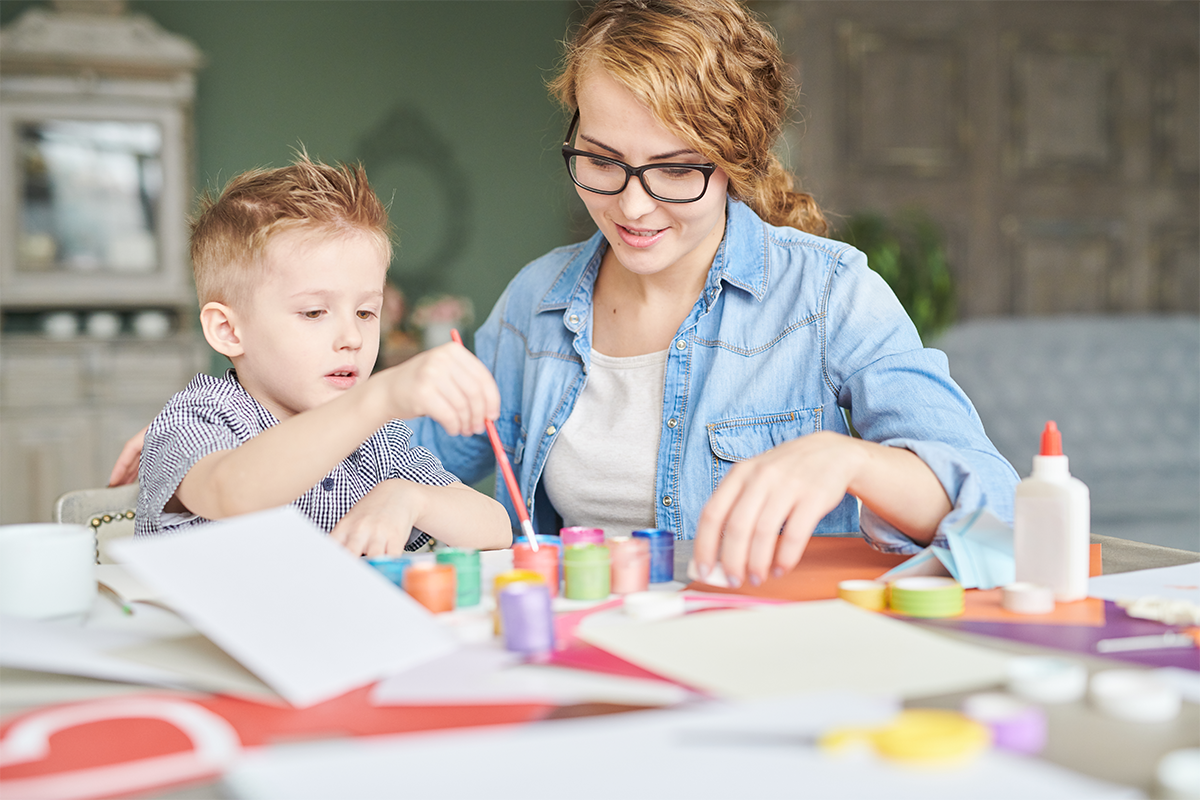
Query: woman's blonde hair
190 152 392 307
548 0 827 236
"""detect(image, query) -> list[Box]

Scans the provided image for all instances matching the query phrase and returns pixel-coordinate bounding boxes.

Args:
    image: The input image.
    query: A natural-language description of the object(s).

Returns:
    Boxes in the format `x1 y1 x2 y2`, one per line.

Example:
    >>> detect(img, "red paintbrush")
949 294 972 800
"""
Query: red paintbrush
449 329 538 550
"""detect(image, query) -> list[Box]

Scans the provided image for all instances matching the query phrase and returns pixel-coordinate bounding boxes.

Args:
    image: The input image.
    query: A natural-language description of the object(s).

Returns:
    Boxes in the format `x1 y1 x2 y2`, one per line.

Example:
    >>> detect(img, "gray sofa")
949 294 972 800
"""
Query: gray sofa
933 315 1199 552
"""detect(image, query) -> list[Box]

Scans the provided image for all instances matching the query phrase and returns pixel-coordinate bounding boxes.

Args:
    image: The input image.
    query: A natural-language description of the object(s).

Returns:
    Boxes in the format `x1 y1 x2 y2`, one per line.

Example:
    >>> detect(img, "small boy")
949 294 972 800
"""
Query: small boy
136 154 511 556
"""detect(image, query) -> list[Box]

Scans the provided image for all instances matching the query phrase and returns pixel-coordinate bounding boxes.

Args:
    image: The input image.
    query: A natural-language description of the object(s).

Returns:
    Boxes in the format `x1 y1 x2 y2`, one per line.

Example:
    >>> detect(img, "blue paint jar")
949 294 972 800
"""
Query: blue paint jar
632 528 675 583
366 555 411 588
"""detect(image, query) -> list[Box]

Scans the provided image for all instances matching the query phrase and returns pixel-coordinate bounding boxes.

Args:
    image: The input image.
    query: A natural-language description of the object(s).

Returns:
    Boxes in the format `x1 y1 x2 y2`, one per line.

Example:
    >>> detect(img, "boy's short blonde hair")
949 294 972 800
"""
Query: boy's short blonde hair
191 153 392 307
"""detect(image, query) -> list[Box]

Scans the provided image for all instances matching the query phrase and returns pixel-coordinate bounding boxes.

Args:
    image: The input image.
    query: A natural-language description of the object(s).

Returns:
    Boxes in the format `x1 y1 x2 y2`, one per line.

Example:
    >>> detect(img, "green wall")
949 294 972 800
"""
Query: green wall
2 0 582 348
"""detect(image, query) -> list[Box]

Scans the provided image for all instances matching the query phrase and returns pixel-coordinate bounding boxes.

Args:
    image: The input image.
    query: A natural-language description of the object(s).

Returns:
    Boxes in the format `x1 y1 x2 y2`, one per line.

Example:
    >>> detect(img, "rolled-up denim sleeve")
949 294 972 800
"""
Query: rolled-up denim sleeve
824 247 1020 554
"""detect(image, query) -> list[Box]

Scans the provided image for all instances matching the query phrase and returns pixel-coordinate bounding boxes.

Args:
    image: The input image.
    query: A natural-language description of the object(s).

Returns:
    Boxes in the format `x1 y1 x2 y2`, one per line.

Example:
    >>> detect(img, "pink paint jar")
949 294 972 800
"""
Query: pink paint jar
607 535 651 595
560 527 605 547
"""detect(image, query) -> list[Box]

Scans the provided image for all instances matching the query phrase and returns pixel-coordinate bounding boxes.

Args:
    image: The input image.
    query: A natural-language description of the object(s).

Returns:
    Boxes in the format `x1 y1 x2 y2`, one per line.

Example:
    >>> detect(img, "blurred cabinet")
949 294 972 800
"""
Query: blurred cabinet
0 2 207 522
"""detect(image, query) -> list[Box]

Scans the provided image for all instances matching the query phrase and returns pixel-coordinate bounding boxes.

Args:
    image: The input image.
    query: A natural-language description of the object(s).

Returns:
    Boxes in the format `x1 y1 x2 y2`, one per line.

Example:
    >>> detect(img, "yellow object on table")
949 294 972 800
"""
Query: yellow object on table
821 708 991 766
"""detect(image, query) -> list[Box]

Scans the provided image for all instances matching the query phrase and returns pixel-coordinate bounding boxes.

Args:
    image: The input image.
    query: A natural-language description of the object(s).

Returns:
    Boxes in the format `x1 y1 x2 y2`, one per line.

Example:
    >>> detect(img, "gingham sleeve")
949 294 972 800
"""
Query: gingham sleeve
135 373 271 537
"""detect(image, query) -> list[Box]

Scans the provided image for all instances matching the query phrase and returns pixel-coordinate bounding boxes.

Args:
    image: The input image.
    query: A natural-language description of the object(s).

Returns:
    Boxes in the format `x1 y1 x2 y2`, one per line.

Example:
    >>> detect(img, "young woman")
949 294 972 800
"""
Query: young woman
408 0 1018 588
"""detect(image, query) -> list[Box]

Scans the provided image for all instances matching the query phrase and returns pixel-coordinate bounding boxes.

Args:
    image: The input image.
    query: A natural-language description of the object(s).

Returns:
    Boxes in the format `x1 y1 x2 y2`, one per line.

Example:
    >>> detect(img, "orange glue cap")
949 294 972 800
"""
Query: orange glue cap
1039 421 1063 456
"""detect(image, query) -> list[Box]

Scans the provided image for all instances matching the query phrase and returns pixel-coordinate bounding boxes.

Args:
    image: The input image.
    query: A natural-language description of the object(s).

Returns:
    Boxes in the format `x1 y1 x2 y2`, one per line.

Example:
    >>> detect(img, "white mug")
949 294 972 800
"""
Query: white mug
0 524 96 618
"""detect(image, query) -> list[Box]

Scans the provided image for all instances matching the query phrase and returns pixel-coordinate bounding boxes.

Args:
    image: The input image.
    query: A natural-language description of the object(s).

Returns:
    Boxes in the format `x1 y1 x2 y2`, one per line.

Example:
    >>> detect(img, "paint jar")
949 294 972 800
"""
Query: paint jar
606 536 650 595
560 526 604 547
403 562 456 613
493 569 546 635
632 528 675 583
366 555 411 588
563 543 611 600
436 548 481 607
513 541 560 597
499 581 554 658
514 533 564 583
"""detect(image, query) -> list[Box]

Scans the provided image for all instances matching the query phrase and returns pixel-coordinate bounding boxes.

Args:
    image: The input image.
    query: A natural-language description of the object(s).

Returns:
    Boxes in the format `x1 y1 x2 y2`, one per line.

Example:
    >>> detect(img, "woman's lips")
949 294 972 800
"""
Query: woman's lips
616 223 667 249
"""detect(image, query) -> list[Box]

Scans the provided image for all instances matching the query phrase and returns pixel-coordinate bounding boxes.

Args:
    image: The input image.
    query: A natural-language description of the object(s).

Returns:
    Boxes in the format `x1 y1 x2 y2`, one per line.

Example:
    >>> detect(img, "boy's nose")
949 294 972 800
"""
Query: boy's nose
335 317 363 350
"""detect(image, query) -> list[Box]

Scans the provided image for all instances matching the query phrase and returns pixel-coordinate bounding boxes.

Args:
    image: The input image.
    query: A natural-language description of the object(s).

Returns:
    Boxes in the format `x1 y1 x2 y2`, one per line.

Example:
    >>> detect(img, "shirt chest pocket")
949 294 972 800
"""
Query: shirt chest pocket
495 411 526 465
706 408 823 489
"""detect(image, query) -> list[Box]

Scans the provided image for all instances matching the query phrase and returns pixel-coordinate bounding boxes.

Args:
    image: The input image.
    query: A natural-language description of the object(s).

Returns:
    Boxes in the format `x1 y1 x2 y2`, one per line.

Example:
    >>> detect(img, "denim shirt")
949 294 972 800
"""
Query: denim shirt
409 199 1019 553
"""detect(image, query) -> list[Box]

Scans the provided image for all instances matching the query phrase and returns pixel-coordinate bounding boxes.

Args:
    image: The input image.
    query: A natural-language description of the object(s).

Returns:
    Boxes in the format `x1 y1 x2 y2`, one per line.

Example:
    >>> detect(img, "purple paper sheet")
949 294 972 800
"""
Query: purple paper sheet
928 601 1200 670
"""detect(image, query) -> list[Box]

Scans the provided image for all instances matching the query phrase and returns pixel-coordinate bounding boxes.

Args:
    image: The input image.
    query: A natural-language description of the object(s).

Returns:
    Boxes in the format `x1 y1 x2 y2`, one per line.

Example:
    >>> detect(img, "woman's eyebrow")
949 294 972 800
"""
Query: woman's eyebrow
579 133 699 162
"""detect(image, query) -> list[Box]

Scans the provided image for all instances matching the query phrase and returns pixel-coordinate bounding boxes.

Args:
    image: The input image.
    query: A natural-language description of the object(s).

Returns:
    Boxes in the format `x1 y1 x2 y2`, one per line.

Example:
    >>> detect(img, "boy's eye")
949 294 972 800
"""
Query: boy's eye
302 310 323 319
357 309 377 320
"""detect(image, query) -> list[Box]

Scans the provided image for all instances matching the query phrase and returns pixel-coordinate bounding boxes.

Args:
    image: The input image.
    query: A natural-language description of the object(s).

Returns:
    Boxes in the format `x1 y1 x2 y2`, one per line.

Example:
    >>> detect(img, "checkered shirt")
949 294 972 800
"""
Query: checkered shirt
135 370 457 550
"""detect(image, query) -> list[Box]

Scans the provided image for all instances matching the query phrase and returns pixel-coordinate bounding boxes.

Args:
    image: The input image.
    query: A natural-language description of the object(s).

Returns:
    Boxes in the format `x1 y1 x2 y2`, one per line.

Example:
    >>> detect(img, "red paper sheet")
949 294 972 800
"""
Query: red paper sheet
0 688 552 800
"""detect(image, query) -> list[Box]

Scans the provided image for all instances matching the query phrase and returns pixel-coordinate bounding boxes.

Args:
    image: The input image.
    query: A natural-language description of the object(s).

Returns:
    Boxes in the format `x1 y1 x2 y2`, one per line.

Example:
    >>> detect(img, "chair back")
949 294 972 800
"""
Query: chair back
54 484 139 564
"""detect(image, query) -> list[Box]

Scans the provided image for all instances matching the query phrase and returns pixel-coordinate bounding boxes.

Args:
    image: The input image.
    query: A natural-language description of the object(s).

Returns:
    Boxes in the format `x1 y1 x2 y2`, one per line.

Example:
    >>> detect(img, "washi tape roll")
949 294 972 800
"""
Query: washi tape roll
623 591 686 621
888 577 964 618
961 692 1047 755
1090 669 1183 723
1001 582 1056 615
837 580 887 612
821 709 990 766
1006 656 1088 704
1156 748 1200 800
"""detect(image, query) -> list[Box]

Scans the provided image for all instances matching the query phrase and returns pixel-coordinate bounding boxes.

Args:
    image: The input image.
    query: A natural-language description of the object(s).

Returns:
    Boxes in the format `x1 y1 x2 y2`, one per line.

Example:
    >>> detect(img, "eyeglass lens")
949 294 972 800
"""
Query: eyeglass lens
567 155 707 202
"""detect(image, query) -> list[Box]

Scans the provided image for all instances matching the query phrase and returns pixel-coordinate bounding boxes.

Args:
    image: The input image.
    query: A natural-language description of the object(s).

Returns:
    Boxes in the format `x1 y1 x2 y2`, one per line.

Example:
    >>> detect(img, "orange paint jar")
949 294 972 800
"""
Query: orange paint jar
403 562 456 613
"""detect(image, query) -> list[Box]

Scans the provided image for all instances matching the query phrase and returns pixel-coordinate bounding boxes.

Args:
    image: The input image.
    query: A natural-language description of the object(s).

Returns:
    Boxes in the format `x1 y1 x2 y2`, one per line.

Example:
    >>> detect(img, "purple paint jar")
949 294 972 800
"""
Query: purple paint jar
632 528 675 583
499 581 555 657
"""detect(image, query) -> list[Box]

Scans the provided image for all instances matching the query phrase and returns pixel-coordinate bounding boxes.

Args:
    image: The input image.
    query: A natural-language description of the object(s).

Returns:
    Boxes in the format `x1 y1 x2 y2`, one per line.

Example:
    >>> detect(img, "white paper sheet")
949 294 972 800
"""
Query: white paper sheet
577 599 1011 701
223 693 1138 800
370 642 691 707
108 507 457 708
0 613 192 688
1088 562 1200 602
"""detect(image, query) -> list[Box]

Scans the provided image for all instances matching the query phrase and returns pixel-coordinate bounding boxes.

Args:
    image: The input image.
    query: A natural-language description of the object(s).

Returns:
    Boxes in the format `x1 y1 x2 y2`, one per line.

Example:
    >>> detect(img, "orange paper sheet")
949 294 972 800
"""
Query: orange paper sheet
687 536 1104 625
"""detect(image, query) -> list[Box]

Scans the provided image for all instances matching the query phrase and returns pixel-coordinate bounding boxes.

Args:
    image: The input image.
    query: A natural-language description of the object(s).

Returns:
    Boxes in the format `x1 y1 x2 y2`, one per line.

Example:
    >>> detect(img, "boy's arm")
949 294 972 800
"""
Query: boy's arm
330 480 511 556
177 343 499 520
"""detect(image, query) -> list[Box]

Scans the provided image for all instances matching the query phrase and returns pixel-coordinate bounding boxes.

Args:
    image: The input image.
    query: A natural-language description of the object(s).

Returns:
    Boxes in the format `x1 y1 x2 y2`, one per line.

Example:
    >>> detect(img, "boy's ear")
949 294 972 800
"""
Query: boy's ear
200 302 245 358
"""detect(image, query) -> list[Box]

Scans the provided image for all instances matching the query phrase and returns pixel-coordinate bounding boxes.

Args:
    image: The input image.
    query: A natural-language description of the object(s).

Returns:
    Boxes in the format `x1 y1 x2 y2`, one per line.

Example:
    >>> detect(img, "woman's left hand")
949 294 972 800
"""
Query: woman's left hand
692 431 865 588
692 432 950 588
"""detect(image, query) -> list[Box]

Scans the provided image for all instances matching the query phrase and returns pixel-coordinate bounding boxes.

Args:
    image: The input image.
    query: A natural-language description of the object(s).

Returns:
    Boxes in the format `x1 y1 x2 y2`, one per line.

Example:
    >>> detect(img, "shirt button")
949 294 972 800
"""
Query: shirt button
321 477 335 491
526 497 534 508
666 418 678 428
674 339 686 350
514 414 521 425
662 495 673 507
546 425 556 436
568 314 580 326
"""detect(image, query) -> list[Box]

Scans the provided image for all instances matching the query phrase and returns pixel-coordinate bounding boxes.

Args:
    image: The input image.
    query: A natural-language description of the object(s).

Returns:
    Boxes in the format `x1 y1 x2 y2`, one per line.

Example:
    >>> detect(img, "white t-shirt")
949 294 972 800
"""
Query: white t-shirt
541 348 668 538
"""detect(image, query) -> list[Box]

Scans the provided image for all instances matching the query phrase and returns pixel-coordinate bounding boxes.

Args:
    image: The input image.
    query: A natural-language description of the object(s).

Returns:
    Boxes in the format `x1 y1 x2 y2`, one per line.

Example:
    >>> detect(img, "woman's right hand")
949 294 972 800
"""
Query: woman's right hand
109 425 148 486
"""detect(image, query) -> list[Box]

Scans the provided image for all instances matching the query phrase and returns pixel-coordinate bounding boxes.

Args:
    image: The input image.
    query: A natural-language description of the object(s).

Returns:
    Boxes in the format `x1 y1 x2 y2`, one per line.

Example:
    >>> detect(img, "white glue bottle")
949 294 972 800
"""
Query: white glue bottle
1013 421 1091 602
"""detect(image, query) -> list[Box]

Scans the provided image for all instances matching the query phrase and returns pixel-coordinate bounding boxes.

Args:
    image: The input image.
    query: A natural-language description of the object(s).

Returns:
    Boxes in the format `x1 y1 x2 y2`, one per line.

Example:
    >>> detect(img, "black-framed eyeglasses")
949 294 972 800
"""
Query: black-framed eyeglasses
561 110 716 204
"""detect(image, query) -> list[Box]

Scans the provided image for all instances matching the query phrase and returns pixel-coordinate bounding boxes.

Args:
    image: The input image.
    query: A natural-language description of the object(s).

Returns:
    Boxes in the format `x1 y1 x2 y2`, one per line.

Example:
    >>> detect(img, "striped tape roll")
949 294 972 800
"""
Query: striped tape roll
888 577 965 618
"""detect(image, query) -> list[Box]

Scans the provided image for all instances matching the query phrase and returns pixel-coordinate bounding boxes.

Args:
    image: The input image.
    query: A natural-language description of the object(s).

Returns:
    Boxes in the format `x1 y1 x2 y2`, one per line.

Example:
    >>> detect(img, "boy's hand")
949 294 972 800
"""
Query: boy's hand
109 425 148 486
330 479 424 557
377 342 500 436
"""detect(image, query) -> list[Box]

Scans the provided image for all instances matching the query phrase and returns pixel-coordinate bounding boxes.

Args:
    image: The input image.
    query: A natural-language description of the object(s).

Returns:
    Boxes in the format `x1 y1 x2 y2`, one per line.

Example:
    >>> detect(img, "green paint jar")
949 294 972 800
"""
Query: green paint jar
563 543 611 601
436 547 481 607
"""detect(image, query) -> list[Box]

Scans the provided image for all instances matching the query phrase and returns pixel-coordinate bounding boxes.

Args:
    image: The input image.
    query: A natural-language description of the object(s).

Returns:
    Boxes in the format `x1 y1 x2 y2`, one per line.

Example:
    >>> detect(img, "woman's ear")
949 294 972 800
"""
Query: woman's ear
200 302 244 358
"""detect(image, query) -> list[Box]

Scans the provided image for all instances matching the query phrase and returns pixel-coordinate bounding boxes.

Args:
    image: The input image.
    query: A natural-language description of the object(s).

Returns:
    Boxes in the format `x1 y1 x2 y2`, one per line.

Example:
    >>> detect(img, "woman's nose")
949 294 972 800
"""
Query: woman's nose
618 174 658 219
